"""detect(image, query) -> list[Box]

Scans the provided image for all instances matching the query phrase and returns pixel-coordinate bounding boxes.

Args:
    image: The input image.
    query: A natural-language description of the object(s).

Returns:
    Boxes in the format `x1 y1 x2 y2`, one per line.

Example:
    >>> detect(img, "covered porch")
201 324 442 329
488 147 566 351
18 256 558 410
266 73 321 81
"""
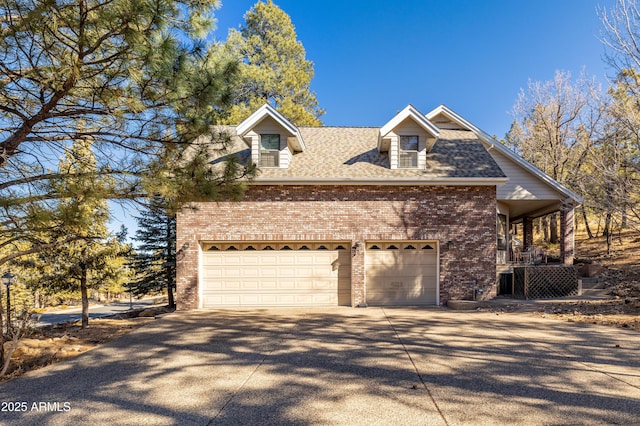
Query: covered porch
495 198 581 299
497 198 578 267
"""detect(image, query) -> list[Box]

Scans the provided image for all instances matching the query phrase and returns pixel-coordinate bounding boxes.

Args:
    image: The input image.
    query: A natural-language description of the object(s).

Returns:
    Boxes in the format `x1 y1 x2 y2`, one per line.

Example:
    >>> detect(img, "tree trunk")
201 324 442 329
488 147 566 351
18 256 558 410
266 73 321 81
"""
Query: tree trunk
550 212 559 244
167 282 175 308
81 264 89 328
0 292 4 370
581 207 594 239
542 216 549 242
603 212 611 239
604 213 613 255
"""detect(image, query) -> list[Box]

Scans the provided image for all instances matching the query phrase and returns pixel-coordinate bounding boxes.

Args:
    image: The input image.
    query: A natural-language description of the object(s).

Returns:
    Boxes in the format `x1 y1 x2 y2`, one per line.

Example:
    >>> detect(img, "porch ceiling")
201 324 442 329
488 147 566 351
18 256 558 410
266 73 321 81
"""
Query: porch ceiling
500 199 562 222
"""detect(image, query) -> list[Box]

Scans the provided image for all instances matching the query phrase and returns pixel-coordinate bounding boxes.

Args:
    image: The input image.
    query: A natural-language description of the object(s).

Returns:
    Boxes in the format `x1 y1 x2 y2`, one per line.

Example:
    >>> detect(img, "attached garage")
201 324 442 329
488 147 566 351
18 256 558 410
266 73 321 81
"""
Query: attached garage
200 242 351 307
365 242 439 306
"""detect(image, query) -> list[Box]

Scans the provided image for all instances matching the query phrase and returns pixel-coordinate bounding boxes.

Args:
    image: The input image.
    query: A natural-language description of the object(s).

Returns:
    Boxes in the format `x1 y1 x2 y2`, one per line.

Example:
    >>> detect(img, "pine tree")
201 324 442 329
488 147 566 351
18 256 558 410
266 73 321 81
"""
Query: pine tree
38 138 129 328
223 0 324 125
0 0 249 268
129 198 177 308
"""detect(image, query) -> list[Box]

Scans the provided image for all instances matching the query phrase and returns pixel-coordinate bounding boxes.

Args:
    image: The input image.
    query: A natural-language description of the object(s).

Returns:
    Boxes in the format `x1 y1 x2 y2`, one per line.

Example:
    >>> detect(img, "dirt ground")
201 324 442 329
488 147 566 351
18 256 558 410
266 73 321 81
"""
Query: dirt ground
480 296 640 330
484 228 640 330
1 230 639 382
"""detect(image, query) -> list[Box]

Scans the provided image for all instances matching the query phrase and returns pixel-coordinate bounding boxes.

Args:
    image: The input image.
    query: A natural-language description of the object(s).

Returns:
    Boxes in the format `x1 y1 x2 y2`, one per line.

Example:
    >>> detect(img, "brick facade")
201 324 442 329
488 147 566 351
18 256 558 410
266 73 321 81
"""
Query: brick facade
176 185 497 310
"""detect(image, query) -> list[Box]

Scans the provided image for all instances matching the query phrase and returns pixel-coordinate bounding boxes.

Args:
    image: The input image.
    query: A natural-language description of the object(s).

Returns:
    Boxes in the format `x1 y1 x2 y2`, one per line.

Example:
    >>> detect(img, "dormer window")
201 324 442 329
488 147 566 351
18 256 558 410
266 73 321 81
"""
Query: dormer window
260 134 280 167
399 135 419 168
236 104 305 170
378 105 440 170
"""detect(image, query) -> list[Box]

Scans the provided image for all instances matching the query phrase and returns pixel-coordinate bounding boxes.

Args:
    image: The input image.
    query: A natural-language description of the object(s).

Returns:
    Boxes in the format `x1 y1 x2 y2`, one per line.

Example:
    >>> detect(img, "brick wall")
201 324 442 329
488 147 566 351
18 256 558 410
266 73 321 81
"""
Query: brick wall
176 185 497 309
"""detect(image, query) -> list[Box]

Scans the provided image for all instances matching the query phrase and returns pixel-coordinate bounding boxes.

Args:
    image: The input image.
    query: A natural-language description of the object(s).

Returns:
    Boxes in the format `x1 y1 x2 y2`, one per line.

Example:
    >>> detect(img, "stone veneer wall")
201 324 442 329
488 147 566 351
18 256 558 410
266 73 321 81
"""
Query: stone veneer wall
176 185 497 309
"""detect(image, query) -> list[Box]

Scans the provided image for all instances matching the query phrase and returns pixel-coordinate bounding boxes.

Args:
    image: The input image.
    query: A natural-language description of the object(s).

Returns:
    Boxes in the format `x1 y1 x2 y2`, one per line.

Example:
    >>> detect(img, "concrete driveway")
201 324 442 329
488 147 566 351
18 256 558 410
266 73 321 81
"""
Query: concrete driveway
1 308 639 425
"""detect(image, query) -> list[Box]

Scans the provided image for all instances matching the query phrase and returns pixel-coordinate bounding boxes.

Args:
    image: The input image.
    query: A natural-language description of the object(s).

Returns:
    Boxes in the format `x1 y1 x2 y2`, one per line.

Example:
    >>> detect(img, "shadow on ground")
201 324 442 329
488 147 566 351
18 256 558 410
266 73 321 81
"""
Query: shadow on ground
0 308 638 425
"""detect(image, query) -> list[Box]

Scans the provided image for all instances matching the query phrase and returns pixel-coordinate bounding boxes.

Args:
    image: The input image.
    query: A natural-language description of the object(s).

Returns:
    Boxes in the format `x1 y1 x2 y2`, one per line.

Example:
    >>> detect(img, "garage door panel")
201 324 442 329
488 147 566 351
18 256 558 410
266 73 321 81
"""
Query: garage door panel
366 242 438 306
201 243 351 307
367 276 436 290
367 266 437 278
223 268 243 278
201 267 223 278
367 254 437 266
273 267 293 277
275 254 296 264
203 294 240 306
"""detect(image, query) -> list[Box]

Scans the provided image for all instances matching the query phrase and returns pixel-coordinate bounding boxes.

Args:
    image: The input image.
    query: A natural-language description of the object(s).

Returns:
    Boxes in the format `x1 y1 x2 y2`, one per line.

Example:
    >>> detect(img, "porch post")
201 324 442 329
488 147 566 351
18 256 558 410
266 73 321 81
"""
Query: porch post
560 205 575 265
523 217 533 249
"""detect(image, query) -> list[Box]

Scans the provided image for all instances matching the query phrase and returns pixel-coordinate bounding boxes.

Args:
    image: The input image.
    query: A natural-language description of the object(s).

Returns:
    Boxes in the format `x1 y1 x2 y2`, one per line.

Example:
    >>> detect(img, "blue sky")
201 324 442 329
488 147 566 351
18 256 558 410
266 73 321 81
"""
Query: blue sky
114 0 618 236
213 0 616 137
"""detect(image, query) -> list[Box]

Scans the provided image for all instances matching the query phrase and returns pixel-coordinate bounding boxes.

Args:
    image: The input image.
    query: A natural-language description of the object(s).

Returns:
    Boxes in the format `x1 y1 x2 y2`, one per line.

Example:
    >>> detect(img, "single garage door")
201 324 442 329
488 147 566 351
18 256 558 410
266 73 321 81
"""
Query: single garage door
201 242 351 307
366 241 438 306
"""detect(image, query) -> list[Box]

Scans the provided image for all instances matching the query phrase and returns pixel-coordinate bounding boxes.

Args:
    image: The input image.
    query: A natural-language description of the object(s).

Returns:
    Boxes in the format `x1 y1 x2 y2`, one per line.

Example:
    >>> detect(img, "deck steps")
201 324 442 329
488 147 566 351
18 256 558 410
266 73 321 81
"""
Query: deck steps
580 277 609 297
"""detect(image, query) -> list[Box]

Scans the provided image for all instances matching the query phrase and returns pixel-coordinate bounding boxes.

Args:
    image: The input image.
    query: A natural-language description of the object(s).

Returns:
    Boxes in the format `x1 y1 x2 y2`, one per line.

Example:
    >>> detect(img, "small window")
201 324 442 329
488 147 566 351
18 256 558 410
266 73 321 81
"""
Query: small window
226 245 238 251
317 245 328 250
245 245 256 250
404 245 416 250
422 245 434 250
386 244 399 250
399 135 418 168
299 245 310 250
263 245 274 250
335 245 346 250
208 245 220 251
280 245 292 250
368 245 380 250
260 134 280 167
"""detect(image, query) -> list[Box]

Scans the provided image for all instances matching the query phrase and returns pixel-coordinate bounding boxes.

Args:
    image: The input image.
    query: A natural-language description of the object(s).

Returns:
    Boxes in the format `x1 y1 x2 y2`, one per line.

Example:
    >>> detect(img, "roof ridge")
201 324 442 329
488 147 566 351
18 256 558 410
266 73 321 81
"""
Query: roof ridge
298 125 381 129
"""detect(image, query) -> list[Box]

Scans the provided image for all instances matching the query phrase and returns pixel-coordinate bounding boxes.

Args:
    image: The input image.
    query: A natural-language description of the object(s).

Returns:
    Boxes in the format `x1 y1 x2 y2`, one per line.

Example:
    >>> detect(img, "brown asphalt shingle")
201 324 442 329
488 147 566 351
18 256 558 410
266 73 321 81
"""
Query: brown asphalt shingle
214 127 506 181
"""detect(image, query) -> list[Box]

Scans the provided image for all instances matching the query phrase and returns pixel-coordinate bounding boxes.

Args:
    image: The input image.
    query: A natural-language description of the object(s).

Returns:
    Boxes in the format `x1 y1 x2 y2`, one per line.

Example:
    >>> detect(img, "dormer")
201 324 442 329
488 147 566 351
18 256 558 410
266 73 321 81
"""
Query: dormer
378 105 440 169
236 104 305 168
426 104 475 131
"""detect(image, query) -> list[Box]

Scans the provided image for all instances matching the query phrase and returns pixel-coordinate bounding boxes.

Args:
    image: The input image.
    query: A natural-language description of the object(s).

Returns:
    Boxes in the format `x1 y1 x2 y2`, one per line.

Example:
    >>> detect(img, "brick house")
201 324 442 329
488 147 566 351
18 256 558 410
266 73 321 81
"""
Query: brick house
176 104 581 309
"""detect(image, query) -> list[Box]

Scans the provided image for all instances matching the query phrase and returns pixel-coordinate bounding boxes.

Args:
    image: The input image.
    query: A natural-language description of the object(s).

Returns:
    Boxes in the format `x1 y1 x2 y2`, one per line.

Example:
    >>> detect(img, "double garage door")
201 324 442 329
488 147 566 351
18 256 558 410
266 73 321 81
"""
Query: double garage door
200 241 438 307
201 242 352 307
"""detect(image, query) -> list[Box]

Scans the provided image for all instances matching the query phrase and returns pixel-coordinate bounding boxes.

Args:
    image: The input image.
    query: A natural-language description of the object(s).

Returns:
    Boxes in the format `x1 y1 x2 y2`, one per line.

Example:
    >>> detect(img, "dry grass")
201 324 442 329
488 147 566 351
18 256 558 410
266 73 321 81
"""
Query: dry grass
523 228 640 330
1 307 171 382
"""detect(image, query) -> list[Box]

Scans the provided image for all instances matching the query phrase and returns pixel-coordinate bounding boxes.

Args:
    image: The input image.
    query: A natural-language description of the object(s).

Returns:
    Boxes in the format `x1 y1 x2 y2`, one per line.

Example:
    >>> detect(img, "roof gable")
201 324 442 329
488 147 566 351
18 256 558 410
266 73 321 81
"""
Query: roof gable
236 104 305 152
378 105 440 152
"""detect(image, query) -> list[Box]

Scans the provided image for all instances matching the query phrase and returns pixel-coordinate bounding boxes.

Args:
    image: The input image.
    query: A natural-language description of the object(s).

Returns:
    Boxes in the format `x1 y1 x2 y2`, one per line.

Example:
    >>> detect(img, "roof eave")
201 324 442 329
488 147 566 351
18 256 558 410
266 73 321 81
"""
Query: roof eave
250 177 509 186
426 104 583 204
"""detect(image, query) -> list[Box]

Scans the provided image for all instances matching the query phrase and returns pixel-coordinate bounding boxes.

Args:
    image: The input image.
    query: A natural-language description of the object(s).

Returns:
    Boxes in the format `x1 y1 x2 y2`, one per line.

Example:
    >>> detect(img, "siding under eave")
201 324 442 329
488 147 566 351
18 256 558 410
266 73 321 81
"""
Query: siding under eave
489 148 564 201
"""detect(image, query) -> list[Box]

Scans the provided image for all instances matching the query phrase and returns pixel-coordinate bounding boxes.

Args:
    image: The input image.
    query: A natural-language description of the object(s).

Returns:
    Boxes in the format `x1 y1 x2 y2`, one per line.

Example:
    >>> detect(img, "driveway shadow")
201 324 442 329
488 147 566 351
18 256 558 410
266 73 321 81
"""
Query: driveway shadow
0 308 638 425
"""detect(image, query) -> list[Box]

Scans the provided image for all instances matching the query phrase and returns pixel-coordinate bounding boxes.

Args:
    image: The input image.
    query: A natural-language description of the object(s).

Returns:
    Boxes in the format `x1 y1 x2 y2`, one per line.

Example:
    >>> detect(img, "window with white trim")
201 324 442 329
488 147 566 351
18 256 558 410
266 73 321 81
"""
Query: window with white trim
399 135 419 168
259 134 280 167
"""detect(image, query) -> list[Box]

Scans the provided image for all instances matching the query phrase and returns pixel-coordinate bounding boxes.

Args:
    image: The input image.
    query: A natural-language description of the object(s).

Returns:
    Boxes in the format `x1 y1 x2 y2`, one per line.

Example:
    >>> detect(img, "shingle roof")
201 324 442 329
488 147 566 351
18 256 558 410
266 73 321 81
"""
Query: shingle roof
212 127 506 182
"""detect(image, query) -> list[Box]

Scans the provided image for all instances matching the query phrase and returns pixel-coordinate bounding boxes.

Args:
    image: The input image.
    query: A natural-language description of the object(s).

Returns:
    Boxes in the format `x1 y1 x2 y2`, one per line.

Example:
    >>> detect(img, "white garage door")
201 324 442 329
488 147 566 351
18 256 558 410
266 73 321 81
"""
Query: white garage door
366 241 438 306
201 242 351 307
